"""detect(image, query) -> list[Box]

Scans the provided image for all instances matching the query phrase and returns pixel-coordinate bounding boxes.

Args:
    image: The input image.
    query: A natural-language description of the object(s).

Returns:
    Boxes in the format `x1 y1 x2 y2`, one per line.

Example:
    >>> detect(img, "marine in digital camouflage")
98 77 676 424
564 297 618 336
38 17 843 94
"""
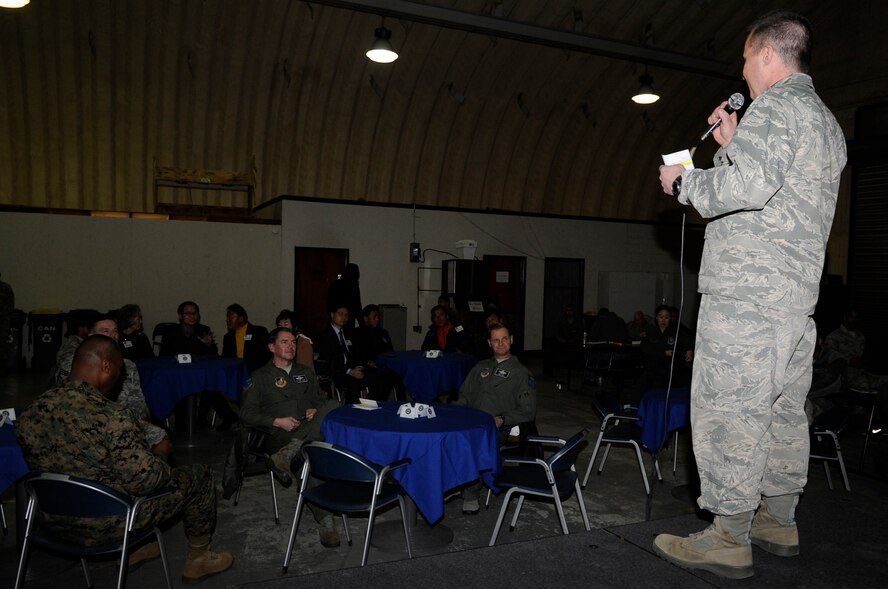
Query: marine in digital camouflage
53 337 167 447
681 72 846 515
16 380 216 544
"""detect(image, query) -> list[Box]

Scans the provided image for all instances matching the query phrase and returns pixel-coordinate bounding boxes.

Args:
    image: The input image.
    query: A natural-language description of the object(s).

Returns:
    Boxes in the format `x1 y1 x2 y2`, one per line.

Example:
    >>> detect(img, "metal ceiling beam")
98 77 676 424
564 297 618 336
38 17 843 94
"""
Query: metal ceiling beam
307 0 732 78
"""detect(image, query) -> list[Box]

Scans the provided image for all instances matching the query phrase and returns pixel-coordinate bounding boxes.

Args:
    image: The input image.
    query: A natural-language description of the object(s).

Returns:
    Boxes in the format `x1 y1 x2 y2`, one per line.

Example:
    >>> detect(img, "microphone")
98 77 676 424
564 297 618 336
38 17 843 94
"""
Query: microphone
698 93 745 144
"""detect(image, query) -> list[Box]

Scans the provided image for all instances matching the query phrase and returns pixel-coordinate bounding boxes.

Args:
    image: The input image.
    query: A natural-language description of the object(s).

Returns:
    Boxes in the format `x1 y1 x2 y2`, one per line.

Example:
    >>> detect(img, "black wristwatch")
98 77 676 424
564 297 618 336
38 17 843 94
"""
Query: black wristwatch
672 175 683 197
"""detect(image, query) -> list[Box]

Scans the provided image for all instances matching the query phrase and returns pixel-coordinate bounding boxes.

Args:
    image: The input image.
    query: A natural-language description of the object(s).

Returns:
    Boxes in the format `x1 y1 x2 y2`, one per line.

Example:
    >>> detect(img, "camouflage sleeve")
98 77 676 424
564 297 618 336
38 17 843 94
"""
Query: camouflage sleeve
117 360 151 422
105 410 171 495
683 92 794 218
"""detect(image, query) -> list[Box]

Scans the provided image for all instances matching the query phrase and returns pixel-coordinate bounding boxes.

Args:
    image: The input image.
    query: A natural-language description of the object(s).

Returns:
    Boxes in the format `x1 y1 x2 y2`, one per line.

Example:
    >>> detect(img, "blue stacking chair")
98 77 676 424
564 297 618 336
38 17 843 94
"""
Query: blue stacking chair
282 441 412 569
488 428 591 546
15 472 174 589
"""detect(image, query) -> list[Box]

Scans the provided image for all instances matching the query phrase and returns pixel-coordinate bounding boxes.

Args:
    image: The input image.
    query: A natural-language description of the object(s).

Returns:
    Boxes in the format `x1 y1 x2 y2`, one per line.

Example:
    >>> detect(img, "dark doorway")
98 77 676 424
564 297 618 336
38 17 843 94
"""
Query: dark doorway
294 247 349 340
543 258 585 339
483 255 527 345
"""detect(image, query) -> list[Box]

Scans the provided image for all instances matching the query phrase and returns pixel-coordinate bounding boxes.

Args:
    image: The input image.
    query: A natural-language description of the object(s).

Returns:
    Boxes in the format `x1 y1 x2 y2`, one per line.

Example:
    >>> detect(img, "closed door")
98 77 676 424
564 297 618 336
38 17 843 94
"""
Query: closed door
293 247 349 340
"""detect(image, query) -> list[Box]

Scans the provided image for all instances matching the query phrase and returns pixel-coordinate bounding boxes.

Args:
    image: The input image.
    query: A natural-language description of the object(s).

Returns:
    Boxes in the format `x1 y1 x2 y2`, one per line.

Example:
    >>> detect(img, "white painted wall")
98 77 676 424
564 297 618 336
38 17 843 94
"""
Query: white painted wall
279 200 700 350
0 211 282 356
0 205 699 361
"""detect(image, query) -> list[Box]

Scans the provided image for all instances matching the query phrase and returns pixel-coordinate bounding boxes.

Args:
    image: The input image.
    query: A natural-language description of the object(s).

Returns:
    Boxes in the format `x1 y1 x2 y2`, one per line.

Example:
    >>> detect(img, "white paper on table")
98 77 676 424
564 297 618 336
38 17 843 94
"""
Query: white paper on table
662 149 695 170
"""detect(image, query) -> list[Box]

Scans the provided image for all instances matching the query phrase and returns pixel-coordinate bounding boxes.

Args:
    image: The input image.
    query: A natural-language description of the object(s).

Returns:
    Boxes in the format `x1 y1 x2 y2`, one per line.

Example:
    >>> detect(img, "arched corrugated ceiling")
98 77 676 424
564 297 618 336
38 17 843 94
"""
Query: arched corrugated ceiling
0 0 885 221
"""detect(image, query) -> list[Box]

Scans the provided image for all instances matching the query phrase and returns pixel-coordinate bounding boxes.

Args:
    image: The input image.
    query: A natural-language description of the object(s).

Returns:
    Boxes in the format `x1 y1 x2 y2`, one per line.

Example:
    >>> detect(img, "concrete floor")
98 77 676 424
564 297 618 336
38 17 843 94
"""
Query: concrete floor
1 360 881 587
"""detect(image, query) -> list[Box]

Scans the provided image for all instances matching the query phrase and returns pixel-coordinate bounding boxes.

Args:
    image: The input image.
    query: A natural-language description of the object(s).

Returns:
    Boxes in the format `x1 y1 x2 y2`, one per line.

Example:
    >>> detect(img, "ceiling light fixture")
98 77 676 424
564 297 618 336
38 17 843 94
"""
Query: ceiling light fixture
632 74 659 105
0 1 30 8
366 26 398 64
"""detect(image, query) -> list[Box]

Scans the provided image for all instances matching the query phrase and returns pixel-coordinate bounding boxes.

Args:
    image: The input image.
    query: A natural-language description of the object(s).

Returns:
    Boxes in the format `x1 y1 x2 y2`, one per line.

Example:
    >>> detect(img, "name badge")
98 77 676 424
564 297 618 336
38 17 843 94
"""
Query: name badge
244 334 253 341
494 368 510 378
123 340 133 348
293 374 308 384
345 339 353 346
454 325 464 332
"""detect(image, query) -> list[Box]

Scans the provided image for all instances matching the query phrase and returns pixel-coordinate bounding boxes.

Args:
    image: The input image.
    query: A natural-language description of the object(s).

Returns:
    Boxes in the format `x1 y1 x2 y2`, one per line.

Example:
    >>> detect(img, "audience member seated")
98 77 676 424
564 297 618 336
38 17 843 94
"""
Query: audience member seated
556 303 585 346
454 323 537 515
58 315 171 458
326 263 363 328
823 309 869 386
438 294 460 325
633 304 694 404
669 305 696 342
626 310 652 341
158 300 238 431
49 308 99 386
116 303 155 360
16 335 234 583
239 327 341 547
159 300 218 357
222 303 270 374
276 309 315 369
587 307 629 343
315 304 385 403
421 305 472 354
354 304 406 401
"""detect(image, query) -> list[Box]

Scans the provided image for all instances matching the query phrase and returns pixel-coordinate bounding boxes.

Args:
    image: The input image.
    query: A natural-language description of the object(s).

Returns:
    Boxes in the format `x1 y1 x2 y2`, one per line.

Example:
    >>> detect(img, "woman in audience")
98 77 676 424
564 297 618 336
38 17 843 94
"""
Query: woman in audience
116 303 154 360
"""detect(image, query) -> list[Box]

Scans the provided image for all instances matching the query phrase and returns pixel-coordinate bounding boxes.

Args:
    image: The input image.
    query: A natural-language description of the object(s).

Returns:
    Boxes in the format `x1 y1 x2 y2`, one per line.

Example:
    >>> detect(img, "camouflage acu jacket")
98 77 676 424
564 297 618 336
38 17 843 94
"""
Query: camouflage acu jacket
681 73 847 314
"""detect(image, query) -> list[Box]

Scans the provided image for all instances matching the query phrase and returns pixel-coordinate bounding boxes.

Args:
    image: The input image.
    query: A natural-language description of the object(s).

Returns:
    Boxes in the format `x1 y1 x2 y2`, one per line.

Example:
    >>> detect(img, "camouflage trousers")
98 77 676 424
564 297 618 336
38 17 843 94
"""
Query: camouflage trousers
42 463 217 546
691 295 814 516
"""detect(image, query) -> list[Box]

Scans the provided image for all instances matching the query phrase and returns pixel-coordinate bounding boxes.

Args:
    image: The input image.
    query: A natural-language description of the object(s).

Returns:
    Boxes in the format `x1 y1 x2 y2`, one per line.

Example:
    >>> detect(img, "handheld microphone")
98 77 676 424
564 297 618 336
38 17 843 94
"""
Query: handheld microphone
698 93 745 144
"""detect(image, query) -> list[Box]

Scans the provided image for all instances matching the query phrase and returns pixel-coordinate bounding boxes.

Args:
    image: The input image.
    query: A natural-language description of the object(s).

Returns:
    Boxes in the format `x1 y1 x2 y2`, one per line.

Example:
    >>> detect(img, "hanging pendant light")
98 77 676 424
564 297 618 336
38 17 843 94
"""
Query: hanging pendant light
632 74 660 105
366 26 398 64
0 1 31 8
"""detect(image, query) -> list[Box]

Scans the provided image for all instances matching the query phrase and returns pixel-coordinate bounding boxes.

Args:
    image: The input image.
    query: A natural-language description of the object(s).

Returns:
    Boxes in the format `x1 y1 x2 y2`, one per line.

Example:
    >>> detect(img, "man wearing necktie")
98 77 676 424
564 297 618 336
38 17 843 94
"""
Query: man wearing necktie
315 305 385 404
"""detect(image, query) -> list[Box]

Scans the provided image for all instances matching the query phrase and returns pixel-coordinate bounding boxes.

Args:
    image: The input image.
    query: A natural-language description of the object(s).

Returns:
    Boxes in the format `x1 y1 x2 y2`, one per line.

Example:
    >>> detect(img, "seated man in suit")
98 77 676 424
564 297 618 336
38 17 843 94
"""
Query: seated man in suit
16 335 234 582
240 327 341 547
159 300 218 357
222 303 270 374
355 304 406 401
315 305 384 404
455 322 537 514
421 305 472 354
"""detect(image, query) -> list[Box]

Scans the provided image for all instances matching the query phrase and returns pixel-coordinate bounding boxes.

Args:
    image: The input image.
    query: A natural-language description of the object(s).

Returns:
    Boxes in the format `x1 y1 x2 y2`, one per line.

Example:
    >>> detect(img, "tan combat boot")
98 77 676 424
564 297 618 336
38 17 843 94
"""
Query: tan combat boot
126 541 160 572
652 515 754 579
318 516 341 548
750 501 800 557
182 536 235 585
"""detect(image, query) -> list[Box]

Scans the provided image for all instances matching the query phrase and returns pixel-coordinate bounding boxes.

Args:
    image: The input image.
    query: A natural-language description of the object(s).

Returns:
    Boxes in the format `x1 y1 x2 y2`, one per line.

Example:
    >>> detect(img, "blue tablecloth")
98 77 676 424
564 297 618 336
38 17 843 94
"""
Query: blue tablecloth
375 351 477 403
135 356 250 420
322 402 500 524
0 423 28 494
636 387 691 452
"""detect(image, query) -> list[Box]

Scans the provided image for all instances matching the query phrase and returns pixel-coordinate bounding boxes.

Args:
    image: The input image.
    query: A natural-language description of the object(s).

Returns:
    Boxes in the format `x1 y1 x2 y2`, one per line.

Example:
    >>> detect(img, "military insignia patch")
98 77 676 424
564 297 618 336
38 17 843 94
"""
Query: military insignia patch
480 368 491 378
275 376 287 388
292 374 308 384
494 368 510 378
528 375 536 387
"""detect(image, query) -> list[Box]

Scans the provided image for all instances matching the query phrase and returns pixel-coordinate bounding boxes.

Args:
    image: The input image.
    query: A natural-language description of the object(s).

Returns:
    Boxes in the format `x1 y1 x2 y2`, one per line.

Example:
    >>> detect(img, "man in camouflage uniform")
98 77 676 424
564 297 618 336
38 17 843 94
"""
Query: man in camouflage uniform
239 327 341 547
456 322 536 514
16 335 234 583
655 11 846 579
57 315 171 457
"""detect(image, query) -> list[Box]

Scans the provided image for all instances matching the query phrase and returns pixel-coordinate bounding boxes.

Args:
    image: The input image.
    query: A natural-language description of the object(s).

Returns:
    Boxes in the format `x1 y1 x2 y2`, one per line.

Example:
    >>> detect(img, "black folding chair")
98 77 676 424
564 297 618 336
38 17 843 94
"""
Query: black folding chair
282 441 412 568
15 472 174 589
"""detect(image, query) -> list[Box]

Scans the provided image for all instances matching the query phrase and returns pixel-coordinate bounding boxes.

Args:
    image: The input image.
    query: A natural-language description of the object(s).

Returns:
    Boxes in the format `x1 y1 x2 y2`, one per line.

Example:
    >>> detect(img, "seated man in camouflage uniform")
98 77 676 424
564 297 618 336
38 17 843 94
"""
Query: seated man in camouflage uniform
455 322 537 514
239 327 341 547
16 335 234 584
58 315 171 458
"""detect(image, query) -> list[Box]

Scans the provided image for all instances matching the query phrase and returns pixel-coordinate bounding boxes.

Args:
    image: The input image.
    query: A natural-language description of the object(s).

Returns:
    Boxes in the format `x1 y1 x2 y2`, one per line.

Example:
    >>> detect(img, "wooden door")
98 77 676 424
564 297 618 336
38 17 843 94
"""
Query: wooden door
483 255 526 342
293 247 349 340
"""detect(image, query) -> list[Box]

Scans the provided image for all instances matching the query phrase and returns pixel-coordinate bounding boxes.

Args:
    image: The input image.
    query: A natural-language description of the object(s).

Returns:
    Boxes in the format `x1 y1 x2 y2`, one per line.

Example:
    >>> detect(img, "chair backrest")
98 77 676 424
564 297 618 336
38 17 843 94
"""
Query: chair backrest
302 442 379 483
590 391 623 420
25 473 132 519
548 428 590 473
151 322 178 355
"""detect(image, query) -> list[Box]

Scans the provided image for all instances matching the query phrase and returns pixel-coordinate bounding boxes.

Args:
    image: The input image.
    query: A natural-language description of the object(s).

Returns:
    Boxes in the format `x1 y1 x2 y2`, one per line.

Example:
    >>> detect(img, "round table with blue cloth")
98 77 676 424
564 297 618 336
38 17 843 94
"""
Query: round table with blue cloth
375 351 477 403
321 401 500 525
134 356 250 420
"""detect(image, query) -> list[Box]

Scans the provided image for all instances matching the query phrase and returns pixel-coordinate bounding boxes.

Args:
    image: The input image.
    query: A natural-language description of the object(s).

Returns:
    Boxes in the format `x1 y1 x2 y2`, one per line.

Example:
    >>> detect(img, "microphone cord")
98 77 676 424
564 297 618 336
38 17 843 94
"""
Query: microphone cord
660 210 686 453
